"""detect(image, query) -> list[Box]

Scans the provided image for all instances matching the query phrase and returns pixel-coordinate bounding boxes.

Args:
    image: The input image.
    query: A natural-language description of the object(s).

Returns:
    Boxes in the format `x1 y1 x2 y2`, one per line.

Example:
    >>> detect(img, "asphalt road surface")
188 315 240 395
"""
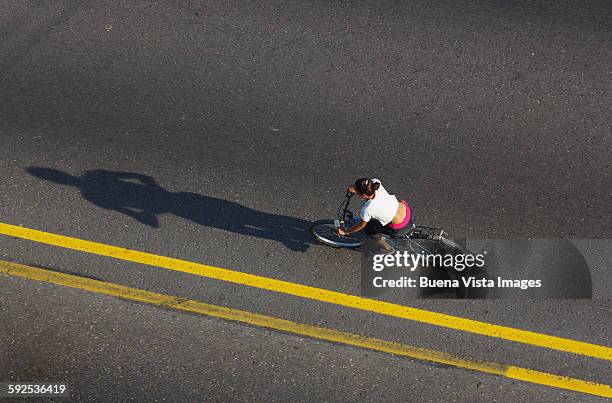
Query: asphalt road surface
1 1 611 401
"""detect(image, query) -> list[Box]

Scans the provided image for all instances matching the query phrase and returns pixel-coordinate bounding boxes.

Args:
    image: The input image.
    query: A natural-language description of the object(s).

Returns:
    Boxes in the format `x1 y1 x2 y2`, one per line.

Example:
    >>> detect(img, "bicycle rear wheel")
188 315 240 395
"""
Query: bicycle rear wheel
309 220 366 248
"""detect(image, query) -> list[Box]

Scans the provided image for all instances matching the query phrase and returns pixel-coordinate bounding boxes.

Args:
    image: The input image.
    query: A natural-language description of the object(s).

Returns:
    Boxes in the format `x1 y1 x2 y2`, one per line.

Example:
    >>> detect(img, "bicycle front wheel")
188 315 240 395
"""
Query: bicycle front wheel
309 220 367 248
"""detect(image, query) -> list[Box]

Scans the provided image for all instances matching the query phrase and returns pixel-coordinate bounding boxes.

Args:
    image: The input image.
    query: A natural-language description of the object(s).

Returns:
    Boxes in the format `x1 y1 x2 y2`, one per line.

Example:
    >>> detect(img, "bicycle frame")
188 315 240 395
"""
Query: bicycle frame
334 192 356 229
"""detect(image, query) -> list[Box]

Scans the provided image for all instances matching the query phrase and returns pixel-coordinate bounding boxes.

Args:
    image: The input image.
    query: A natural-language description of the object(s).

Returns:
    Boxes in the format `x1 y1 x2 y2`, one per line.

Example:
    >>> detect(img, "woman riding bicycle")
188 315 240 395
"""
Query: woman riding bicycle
336 178 414 253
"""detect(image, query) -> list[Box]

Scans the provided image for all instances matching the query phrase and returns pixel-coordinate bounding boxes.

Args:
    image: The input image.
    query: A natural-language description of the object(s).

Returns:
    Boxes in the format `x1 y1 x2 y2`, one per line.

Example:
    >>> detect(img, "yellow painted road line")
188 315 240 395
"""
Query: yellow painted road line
1 261 610 398
0 222 611 361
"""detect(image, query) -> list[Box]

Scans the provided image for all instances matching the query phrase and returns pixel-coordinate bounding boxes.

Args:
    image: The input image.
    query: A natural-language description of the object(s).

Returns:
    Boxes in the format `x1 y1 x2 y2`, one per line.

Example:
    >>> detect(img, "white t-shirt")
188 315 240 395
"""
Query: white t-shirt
359 178 399 226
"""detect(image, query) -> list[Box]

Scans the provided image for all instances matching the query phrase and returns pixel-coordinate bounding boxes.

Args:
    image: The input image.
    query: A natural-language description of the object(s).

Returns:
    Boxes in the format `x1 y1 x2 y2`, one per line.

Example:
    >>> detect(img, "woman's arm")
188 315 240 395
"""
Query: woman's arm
337 219 367 236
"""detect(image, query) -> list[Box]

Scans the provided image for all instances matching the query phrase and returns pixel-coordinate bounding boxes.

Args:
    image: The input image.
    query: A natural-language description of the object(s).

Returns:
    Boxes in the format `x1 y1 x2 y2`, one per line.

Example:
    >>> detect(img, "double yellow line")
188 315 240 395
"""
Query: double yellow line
1 260 610 398
0 222 610 361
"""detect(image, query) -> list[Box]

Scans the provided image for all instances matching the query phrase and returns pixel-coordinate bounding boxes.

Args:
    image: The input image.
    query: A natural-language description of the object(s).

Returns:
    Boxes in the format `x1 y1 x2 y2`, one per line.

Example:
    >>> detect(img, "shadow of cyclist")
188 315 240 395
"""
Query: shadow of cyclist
26 167 315 252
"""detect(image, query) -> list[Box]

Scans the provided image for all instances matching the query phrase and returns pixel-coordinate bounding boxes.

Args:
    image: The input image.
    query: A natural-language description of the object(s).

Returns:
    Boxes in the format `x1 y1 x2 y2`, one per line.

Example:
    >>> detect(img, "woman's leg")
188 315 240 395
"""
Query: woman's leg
363 220 394 252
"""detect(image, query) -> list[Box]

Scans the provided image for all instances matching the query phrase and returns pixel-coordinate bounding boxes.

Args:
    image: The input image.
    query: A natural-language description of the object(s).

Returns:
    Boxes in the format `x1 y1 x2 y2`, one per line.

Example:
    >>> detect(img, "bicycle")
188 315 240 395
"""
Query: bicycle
309 192 466 255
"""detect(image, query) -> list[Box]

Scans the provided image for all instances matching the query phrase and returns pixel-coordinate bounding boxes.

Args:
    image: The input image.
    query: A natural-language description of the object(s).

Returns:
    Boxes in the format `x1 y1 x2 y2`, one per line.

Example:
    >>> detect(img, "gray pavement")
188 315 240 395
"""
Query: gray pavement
1 275 606 403
1 0 610 401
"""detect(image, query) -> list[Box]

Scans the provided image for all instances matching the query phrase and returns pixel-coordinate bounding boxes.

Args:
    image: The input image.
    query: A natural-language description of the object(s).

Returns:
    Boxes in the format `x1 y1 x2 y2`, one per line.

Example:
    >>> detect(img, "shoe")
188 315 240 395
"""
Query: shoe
368 247 396 256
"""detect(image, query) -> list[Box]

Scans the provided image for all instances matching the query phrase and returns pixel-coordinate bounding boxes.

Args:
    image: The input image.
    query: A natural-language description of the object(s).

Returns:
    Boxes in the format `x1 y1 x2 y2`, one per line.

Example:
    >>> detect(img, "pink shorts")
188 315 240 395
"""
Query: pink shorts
388 201 411 230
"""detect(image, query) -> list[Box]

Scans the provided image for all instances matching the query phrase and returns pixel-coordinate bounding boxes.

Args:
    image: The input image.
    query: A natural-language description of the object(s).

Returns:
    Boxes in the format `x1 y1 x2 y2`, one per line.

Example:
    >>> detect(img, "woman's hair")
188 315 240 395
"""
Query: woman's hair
354 177 380 196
